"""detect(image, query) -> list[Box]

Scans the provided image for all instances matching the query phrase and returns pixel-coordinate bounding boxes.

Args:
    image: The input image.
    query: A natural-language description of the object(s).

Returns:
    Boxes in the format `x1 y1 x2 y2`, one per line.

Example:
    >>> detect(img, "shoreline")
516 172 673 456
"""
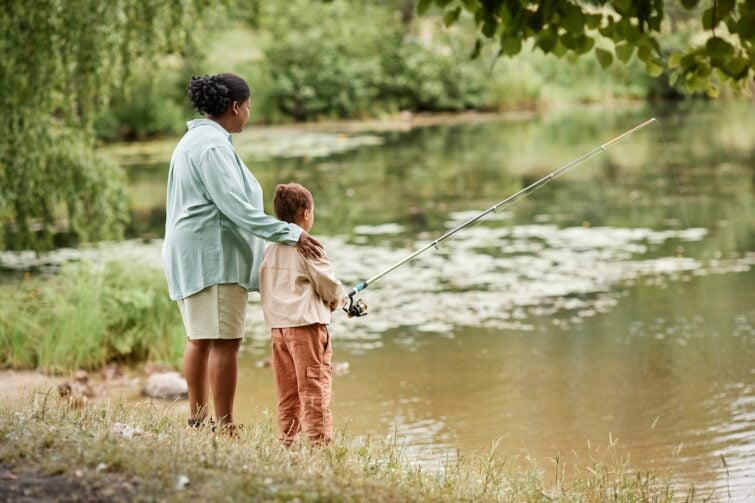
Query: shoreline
101 100 651 163
0 388 692 502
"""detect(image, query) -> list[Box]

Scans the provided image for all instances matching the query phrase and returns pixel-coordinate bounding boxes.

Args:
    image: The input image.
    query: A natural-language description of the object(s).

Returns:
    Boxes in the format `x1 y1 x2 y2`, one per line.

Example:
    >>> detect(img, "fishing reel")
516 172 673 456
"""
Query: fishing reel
343 293 368 318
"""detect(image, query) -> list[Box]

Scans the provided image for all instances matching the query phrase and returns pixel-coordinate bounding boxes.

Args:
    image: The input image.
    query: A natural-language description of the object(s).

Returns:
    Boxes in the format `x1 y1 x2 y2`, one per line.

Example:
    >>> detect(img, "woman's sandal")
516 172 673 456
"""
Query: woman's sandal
186 416 215 432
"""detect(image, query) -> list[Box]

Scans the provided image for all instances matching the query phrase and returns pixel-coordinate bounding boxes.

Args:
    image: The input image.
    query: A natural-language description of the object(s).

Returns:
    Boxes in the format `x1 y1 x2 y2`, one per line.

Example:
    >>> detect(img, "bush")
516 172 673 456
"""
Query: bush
379 39 491 112
94 69 190 141
0 261 184 373
260 0 394 120
0 124 129 251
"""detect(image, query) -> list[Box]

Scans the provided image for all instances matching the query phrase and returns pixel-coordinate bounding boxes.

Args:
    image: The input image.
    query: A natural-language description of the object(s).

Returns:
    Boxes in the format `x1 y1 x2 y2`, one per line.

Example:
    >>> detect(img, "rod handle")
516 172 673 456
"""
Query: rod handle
349 282 367 297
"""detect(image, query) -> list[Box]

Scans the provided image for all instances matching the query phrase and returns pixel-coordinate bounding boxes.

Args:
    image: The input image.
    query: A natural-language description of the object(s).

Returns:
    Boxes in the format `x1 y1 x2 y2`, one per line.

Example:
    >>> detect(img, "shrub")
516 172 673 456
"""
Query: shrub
0 261 184 373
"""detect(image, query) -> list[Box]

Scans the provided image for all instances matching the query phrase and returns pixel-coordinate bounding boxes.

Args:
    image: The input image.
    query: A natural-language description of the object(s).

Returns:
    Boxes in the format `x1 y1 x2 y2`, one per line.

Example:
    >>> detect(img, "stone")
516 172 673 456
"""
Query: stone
100 363 123 381
333 362 350 377
141 371 188 400
58 370 95 408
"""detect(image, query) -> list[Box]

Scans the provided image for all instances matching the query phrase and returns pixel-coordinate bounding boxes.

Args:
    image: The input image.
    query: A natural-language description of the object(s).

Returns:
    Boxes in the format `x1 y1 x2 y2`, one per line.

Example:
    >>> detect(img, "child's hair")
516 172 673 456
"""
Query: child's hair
273 183 314 224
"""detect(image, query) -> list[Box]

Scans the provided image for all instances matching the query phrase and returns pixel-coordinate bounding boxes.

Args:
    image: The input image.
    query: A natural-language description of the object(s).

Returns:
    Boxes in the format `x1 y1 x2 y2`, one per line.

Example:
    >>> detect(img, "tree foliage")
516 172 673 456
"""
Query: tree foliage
255 0 495 121
419 0 754 95
0 0 222 251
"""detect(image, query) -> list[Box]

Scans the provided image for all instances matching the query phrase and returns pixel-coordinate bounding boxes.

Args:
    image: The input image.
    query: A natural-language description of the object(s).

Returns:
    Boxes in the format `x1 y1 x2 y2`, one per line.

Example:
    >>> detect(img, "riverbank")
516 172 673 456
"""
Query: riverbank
103 103 648 164
0 392 684 502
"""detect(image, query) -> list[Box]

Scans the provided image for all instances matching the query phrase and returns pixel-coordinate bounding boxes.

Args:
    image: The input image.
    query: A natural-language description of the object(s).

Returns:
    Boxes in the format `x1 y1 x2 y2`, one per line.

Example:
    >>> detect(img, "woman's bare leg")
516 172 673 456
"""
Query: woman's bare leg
209 338 242 427
184 339 212 421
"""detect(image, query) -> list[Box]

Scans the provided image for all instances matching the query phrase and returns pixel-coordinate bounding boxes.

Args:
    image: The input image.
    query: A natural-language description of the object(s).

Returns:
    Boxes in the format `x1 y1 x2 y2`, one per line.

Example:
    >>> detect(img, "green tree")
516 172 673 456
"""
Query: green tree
0 0 222 252
419 0 754 95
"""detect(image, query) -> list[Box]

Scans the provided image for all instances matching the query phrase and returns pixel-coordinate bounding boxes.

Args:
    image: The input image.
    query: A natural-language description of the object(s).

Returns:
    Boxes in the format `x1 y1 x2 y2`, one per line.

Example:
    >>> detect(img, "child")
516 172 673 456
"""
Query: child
259 183 344 446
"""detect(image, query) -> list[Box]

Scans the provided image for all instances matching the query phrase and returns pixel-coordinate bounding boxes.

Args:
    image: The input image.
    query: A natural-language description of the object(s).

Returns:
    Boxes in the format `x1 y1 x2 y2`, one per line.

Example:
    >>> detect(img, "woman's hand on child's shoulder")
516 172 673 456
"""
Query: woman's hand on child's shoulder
296 231 324 260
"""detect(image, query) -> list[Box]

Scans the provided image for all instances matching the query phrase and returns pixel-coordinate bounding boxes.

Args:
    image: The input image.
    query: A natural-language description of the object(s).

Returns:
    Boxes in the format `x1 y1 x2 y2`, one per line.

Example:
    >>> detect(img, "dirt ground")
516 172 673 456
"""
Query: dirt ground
0 368 186 416
0 371 63 402
0 464 139 503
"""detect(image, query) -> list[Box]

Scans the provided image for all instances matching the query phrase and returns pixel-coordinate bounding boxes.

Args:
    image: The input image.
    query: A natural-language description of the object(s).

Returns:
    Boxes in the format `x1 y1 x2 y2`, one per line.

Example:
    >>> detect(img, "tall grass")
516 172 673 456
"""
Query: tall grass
0 394 692 502
0 261 184 373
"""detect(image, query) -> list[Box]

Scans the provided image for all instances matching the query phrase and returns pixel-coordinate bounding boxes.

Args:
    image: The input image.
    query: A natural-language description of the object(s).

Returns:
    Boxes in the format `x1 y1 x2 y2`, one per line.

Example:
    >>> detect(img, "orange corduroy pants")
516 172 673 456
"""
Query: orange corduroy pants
270 324 333 445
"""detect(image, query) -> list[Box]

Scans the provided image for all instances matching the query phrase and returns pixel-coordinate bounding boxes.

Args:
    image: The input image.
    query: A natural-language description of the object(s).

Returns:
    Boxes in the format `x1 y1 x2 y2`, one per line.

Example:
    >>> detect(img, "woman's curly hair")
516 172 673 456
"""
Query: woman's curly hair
187 73 250 116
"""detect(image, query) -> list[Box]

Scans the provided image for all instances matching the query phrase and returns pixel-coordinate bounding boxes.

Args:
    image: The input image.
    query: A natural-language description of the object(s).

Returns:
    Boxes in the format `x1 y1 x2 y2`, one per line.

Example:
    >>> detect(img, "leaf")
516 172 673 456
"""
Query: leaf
615 42 634 63
613 0 631 14
648 15 662 31
668 52 682 69
585 14 602 30
560 33 577 50
687 73 708 92
482 17 497 37
443 6 461 27
725 16 738 34
705 37 735 57
720 57 750 79
500 36 522 56
470 39 482 59
705 84 720 98
575 35 595 55
595 48 613 68
669 70 680 87
536 31 557 53
562 7 585 33
702 7 721 30
680 52 700 69
637 45 652 62
680 0 699 8
716 0 736 19
646 59 664 77
552 38 567 58
738 15 755 42
617 20 641 43
417 0 433 15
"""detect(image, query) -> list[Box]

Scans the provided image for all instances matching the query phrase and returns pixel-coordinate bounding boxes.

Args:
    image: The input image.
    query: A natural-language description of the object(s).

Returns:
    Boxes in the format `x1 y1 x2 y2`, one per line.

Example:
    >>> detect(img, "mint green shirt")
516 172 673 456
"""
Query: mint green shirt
162 119 302 300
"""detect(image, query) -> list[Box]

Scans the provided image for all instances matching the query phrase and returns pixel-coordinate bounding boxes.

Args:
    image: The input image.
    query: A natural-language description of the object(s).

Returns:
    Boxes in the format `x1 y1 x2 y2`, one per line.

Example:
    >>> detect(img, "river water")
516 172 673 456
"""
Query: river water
84 102 755 497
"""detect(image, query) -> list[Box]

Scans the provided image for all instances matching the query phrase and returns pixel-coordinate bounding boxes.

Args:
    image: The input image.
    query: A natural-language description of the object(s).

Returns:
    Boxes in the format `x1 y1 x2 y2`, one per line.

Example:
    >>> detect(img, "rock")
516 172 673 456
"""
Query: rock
143 362 173 375
111 422 143 439
175 475 190 491
58 370 95 408
100 363 123 381
333 362 350 377
141 371 188 400
73 370 89 383
255 358 272 368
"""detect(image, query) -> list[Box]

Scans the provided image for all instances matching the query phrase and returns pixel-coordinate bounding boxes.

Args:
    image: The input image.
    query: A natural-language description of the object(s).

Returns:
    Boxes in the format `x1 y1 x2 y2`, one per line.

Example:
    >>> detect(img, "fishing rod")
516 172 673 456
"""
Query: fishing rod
343 117 658 317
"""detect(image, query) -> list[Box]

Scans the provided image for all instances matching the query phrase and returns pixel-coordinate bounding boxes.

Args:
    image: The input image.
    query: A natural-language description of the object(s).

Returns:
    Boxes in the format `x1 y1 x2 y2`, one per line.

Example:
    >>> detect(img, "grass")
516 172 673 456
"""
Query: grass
0 392 694 502
0 261 184 373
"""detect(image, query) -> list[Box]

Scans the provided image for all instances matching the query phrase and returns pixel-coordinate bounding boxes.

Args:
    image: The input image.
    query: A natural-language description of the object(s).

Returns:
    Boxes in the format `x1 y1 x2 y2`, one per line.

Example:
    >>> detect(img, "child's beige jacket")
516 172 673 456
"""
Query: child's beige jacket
259 243 344 328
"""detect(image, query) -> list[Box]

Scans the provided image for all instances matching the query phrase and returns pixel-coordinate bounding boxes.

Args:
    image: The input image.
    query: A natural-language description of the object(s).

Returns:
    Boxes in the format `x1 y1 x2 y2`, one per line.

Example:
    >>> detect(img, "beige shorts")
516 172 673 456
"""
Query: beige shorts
177 284 248 340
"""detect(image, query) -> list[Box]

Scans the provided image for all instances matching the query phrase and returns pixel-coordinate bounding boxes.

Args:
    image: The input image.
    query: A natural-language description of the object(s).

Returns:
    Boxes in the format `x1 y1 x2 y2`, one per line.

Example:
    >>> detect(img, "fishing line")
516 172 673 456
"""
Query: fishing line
343 118 658 317
653 121 722 372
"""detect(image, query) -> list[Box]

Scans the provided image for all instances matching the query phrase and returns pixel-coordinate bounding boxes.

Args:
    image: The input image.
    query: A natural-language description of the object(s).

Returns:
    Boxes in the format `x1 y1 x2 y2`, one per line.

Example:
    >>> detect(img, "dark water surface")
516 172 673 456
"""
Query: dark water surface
113 102 753 497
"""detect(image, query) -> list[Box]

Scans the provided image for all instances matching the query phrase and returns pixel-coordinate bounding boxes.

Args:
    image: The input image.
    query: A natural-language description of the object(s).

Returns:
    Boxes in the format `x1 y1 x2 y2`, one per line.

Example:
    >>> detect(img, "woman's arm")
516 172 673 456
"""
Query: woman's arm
196 145 323 258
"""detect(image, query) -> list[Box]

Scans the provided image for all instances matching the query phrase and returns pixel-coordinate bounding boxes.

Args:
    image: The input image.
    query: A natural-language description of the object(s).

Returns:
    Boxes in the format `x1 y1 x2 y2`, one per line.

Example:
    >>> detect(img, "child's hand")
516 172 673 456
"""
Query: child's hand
328 297 347 313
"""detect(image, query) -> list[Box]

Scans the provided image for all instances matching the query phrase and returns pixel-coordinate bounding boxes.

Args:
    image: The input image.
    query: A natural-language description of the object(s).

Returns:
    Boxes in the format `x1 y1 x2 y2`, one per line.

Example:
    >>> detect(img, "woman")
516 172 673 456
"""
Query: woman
162 73 322 433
